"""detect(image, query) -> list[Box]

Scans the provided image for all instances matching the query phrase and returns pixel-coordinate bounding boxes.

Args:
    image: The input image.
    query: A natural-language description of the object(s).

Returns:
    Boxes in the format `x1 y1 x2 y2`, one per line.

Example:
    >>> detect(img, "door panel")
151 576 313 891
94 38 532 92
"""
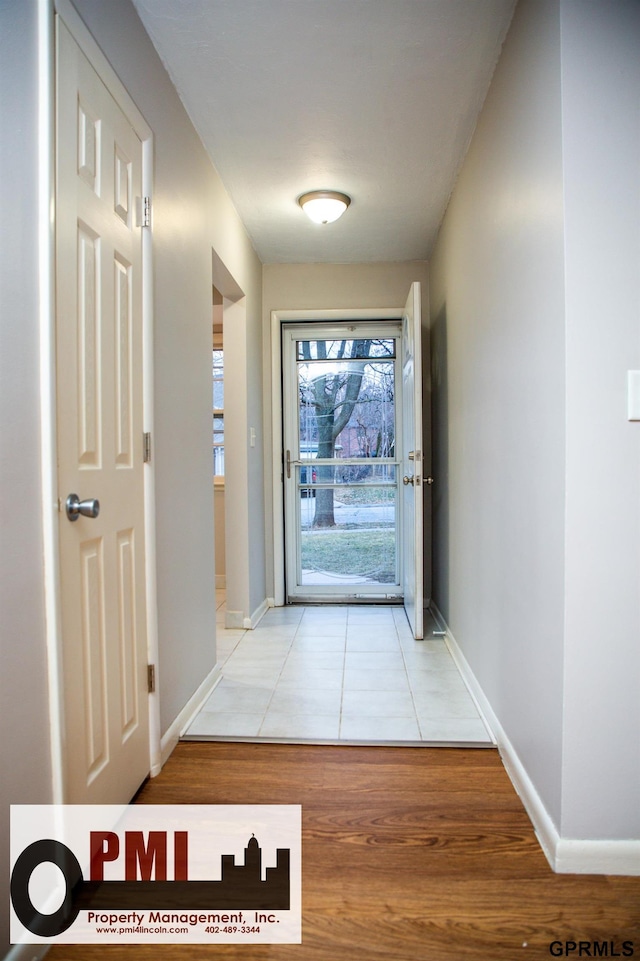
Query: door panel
77 223 101 466
79 536 108 782
116 527 139 737
401 283 424 638
56 19 149 803
114 255 134 466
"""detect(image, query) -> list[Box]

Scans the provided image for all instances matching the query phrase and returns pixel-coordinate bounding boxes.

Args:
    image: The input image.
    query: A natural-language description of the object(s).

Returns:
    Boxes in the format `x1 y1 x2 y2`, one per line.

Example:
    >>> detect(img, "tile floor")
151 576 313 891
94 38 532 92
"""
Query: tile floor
182 591 493 745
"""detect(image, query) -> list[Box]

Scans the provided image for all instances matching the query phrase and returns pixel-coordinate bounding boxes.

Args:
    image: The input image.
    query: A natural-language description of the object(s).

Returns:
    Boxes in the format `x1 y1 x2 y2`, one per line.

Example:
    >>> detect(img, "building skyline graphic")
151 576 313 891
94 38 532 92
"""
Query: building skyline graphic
77 833 291 912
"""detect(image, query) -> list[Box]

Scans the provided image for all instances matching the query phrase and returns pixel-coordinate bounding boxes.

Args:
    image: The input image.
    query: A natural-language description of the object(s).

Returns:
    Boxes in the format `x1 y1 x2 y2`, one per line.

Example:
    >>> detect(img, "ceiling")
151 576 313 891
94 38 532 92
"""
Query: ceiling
131 0 516 264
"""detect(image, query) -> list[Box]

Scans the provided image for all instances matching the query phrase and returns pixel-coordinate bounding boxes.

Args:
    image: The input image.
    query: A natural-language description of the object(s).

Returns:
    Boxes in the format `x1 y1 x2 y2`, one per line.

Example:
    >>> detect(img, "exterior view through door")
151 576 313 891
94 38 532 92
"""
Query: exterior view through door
282 283 425 638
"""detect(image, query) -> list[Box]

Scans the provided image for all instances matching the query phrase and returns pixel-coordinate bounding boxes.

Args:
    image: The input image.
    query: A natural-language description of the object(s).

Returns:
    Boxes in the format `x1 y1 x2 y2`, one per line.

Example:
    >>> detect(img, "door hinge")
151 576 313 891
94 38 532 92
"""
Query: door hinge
147 664 156 693
138 195 151 228
143 431 152 463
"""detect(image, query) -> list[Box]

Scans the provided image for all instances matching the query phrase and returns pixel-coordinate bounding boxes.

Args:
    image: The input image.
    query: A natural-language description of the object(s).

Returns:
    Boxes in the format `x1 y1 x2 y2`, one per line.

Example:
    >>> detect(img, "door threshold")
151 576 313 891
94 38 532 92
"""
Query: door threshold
287 596 404 605
182 734 496 749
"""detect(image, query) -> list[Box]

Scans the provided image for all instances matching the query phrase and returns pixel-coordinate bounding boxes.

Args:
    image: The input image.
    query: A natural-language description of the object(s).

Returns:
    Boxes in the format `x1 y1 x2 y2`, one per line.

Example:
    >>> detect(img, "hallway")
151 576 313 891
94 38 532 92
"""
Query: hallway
183 593 493 745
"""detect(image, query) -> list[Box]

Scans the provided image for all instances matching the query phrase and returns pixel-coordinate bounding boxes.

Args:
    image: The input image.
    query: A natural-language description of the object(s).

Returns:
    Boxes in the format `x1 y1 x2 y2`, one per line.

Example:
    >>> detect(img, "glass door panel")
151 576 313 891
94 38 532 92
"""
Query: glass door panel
284 324 402 601
299 478 397 587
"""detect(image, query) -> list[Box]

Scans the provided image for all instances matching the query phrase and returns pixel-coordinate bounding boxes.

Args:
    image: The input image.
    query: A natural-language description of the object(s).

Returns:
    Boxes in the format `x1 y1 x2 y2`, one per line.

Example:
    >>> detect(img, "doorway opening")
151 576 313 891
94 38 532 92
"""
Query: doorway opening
272 283 426 638
211 249 257 629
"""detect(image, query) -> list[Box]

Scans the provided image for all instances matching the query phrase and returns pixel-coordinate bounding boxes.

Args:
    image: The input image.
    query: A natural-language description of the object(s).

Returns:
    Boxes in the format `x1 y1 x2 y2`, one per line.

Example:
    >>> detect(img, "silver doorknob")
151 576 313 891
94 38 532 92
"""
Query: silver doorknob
65 493 100 521
403 475 415 486
425 476 435 486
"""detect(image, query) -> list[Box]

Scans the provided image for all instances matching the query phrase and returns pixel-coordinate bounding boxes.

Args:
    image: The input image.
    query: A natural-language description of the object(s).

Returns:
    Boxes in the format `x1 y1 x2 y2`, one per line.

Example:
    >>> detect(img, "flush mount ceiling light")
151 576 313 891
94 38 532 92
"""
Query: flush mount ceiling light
298 190 351 225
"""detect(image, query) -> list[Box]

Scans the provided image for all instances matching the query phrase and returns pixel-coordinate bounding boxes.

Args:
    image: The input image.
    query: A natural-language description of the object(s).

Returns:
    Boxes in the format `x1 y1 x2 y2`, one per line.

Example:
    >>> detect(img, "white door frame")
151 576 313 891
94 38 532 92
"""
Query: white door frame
41 0 160 803
270 308 404 607
211 249 255 630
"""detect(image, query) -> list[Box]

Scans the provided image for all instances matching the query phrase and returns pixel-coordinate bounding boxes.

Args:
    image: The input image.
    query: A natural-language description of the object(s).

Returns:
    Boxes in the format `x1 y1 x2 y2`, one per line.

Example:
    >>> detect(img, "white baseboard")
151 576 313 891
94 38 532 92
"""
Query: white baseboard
429 602 496 747
159 663 222 767
244 596 269 629
225 610 244 629
429 602 447 634
555 839 640 876
226 598 271 630
428 603 640 876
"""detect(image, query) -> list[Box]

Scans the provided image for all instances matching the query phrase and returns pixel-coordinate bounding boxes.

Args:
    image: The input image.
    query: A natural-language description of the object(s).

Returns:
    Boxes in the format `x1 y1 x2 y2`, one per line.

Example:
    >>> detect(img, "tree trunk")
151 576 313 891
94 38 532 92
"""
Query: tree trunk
312 423 337 527
304 339 373 529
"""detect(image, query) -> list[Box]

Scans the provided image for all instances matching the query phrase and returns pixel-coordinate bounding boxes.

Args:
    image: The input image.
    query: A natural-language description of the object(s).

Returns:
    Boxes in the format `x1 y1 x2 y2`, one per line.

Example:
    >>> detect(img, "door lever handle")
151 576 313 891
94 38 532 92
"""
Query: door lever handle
65 493 100 521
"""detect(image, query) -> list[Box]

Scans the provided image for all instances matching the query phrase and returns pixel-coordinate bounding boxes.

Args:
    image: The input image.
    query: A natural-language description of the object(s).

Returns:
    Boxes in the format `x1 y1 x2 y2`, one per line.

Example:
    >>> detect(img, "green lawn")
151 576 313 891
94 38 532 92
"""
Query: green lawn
334 486 395 505
301 528 396 582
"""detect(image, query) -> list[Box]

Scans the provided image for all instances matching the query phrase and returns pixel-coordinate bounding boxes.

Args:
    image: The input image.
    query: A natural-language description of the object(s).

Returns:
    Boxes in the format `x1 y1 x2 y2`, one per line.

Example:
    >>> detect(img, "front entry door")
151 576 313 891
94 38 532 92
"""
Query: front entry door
282 321 403 604
55 18 150 803
280 287 426 637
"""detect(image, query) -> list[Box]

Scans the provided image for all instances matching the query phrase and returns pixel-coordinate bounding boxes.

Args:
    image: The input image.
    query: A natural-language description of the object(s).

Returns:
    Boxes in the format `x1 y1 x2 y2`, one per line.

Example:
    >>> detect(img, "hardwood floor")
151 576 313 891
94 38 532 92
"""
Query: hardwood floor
48 742 640 961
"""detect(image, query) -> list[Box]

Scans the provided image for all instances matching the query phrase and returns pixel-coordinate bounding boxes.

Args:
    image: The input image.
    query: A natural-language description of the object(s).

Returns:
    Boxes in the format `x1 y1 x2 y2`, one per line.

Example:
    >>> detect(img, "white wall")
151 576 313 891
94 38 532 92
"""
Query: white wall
71 0 265 729
430 0 566 826
559 0 640 841
430 0 640 850
0 4 54 955
262 262 429 601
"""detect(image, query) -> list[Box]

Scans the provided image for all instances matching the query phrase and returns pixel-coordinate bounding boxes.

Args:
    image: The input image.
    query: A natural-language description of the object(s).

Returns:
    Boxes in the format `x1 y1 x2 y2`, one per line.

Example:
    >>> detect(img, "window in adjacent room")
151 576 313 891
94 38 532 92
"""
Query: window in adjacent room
213 333 224 479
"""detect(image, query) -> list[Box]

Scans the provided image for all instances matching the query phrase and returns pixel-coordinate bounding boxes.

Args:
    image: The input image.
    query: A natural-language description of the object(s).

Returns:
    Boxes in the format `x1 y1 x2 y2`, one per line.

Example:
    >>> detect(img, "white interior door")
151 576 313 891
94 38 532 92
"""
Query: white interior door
401 282 424 638
56 18 150 802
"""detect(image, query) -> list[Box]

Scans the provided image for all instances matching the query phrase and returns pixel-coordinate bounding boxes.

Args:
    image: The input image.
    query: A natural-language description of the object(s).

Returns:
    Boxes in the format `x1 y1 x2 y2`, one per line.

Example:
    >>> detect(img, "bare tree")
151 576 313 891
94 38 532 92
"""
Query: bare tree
299 339 393 528
351 362 395 461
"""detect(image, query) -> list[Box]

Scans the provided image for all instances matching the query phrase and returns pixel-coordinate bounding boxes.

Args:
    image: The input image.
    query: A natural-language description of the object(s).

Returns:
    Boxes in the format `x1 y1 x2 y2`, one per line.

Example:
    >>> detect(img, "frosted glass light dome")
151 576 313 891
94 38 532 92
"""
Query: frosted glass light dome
298 190 351 224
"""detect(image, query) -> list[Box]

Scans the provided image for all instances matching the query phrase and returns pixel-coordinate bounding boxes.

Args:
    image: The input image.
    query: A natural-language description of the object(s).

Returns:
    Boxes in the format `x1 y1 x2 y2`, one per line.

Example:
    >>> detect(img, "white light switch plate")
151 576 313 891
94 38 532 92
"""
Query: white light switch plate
628 371 640 421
